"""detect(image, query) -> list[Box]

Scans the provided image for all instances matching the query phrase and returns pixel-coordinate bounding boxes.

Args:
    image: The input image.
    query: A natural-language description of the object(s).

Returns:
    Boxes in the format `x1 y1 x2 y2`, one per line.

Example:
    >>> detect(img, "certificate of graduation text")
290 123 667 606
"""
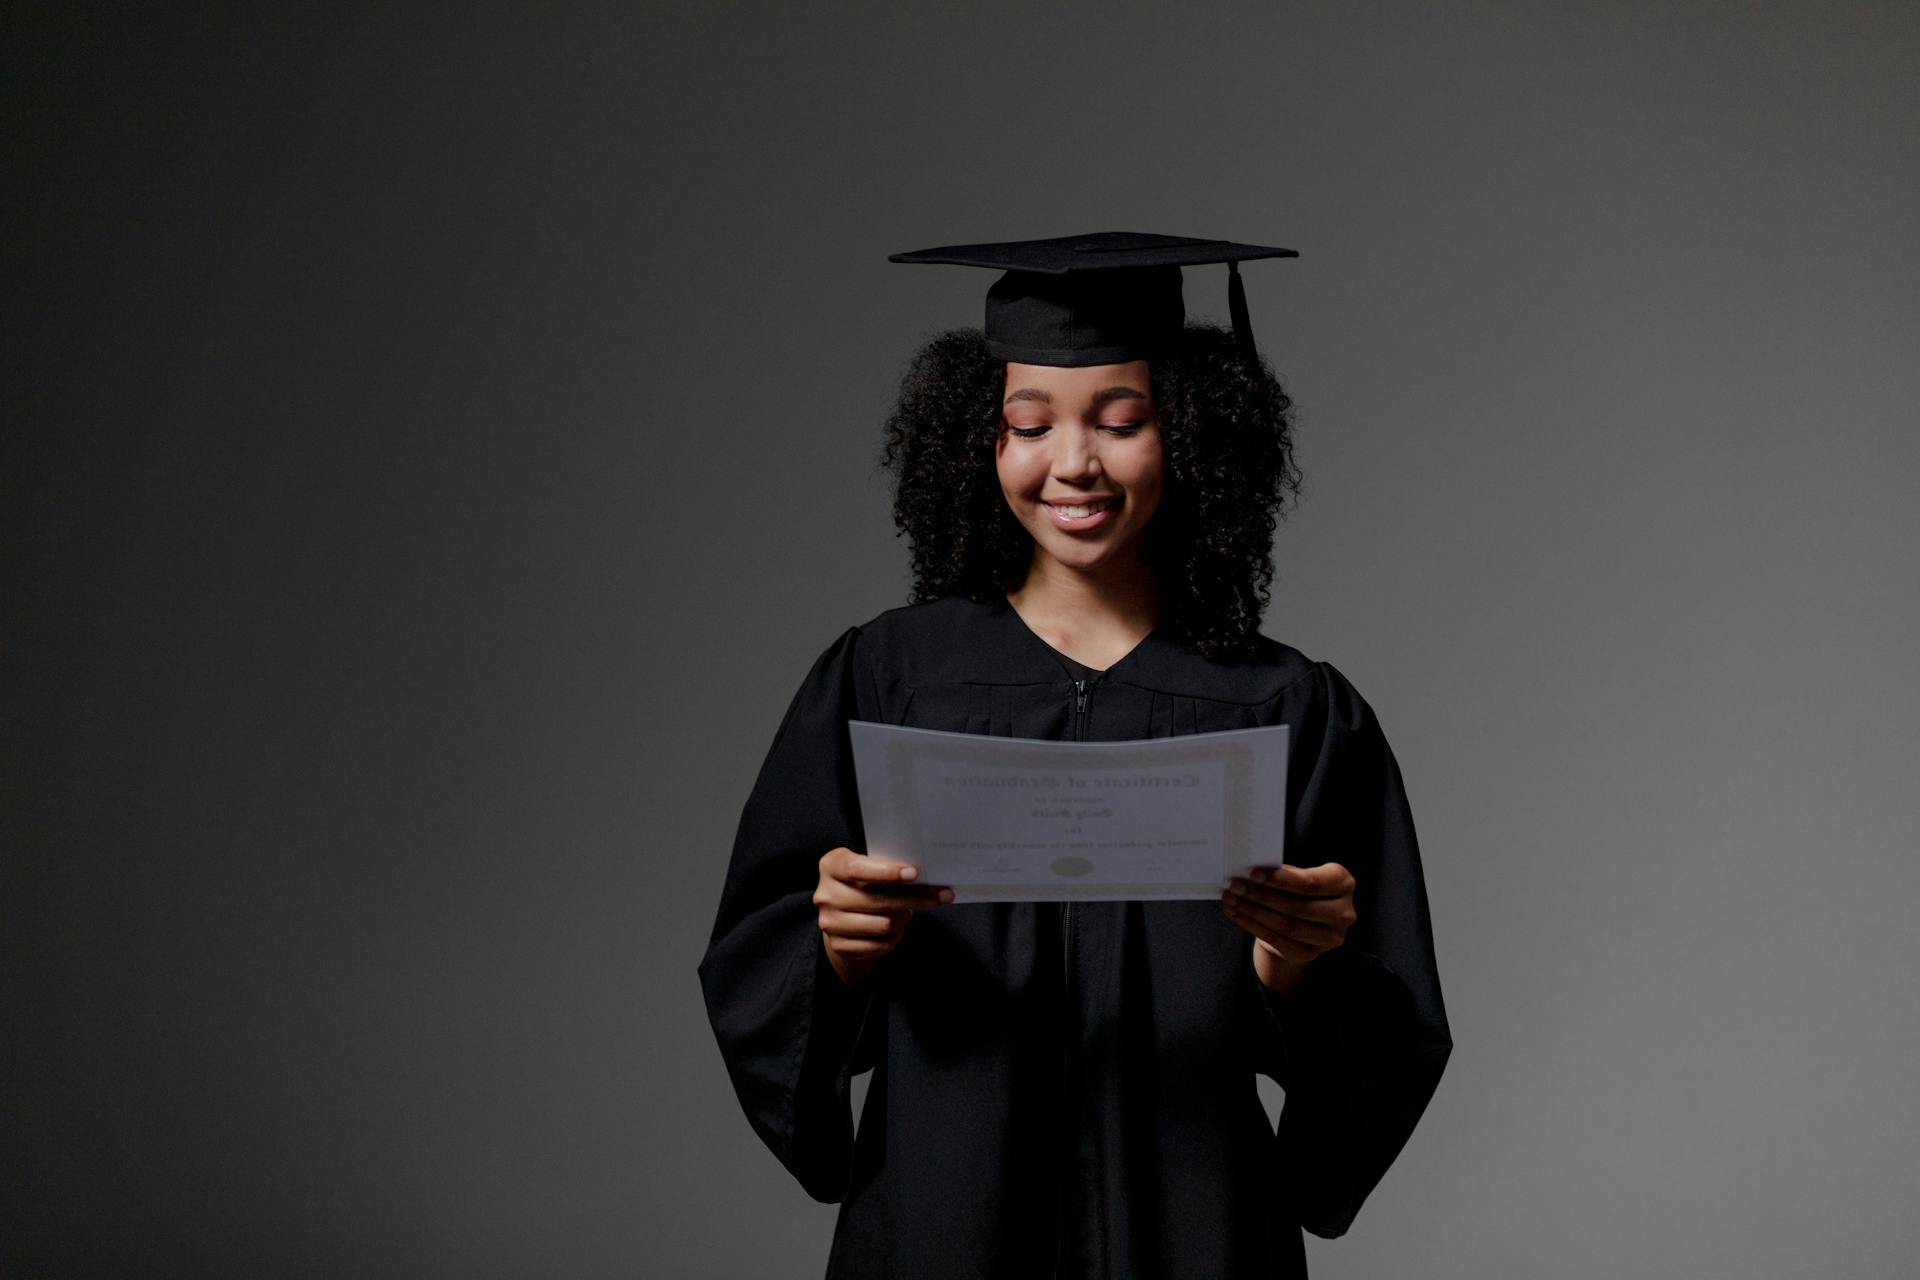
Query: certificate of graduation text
847 720 1289 902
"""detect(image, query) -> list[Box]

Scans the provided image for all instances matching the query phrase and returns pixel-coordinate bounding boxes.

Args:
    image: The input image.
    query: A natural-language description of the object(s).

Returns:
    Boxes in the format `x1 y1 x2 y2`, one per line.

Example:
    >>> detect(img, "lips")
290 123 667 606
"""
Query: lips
1044 496 1119 531
1048 499 1114 518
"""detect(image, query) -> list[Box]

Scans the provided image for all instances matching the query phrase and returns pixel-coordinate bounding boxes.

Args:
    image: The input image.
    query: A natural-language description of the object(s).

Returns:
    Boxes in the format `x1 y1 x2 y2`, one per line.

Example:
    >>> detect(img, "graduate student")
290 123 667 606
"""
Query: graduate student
697 230 1452 1279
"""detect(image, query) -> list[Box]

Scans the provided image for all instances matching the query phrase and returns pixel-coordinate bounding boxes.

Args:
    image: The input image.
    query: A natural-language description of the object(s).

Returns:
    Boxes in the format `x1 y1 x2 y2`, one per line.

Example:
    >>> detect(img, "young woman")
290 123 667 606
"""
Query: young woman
698 232 1451 1279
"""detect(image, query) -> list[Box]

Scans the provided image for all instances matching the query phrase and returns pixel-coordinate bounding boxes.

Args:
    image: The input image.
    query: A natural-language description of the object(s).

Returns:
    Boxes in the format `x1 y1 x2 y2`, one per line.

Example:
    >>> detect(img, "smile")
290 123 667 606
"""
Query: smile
1048 499 1114 518
1044 497 1119 530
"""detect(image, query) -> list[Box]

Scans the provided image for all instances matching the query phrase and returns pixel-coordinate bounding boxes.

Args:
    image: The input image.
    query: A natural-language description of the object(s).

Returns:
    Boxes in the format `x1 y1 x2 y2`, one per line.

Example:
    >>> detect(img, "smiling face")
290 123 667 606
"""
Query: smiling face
994 359 1166 582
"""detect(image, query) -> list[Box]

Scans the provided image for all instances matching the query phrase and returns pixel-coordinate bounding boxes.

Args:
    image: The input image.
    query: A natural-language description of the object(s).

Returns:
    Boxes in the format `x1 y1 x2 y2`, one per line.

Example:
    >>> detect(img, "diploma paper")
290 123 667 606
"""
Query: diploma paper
847 720 1289 902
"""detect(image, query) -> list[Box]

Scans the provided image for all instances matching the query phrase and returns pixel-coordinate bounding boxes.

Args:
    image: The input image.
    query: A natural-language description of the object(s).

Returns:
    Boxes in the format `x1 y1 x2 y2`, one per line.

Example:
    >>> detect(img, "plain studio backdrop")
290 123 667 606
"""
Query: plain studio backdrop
3 3 1915 1277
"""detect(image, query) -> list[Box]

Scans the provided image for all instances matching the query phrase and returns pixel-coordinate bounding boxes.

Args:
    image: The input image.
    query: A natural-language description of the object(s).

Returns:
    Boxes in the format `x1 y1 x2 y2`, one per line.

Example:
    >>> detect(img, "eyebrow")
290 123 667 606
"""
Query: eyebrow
1003 386 1149 409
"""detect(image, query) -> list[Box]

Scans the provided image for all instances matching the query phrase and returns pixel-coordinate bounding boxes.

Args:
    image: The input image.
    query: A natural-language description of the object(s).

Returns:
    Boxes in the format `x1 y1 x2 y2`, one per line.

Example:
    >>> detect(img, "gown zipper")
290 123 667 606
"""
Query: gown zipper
1066 678 1091 987
1067 678 1087 982
1066 675 1091 991
1058 676 1093 1276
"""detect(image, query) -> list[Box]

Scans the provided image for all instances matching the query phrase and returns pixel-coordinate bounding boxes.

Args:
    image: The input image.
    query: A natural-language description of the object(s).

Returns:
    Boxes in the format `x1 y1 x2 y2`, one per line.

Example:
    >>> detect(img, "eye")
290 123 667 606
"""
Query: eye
1007 425 1049 439
1101 422 1147 436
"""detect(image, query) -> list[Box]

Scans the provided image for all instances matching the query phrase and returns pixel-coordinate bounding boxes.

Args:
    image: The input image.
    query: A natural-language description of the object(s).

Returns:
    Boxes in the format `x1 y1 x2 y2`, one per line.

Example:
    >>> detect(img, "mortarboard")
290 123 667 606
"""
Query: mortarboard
887 230 1297 368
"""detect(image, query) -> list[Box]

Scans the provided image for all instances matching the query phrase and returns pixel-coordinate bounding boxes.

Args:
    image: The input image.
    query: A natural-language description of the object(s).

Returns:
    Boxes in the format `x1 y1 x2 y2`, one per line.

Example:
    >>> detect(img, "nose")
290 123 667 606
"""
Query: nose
1051 425 1103 484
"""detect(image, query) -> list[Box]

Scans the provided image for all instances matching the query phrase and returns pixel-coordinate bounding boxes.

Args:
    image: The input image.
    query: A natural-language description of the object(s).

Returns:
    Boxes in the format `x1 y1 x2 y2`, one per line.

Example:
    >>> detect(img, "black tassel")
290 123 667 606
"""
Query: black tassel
1227 260 1258 366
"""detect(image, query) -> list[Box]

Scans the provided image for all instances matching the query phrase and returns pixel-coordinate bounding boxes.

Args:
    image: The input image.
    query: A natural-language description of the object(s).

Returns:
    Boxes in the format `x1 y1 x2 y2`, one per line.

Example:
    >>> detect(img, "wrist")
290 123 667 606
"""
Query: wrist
825 943 882 993
1252 939 1311 1001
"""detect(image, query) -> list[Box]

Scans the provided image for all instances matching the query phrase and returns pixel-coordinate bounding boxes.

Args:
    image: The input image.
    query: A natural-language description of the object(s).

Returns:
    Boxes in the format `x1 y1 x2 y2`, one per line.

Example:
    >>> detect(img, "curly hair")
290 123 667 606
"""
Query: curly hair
878 322 1303 664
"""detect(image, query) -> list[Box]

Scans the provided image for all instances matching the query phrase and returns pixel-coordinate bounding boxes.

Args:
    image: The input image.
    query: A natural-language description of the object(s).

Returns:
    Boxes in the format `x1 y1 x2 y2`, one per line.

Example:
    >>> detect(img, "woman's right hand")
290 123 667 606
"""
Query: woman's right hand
815 847 952 991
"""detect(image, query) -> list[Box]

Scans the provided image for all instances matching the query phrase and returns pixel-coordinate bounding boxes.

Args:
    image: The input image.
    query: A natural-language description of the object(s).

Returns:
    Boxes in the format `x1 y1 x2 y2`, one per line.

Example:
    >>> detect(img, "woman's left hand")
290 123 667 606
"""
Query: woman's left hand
1221 862 1357 996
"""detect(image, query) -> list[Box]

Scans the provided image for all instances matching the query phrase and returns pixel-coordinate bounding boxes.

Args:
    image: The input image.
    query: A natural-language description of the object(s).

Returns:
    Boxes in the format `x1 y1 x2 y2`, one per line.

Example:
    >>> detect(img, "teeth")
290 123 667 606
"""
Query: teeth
1054 501 1112 518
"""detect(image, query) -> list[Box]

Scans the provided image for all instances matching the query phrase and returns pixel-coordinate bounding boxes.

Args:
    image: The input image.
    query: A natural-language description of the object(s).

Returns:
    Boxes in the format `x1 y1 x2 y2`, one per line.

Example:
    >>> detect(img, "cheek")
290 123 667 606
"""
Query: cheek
1117 441 1167 500
995 445 1040 496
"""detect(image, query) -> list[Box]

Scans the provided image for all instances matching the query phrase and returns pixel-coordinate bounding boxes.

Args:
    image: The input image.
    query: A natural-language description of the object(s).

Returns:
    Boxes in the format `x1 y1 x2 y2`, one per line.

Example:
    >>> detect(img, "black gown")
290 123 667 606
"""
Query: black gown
697 595 1451 1279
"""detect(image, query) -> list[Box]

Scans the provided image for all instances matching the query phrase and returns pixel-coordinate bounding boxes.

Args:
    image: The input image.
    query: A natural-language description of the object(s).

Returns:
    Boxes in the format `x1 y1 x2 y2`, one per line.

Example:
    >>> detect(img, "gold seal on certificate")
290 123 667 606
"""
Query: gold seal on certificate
848 721 1289 902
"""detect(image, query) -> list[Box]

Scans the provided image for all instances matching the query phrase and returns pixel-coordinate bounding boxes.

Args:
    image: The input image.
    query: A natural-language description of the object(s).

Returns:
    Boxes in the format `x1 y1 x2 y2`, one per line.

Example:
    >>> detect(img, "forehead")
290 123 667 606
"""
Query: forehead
1001 359 1153 402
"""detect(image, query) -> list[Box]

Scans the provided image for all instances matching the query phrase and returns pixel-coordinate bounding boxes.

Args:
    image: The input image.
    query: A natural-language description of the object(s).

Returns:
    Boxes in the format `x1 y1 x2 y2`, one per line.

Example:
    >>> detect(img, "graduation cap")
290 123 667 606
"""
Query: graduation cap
887 230 1297 368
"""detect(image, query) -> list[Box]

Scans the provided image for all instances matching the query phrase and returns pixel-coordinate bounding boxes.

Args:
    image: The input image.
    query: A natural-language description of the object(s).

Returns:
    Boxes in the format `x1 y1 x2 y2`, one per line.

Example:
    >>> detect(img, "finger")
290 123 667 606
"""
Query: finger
827 934 899 958
818 893 913 925
1221 893 1345 949
822 847 916 883
1238 866 1325 900
1227 878 1355 928
1220 898 1320 958
1250 861 1355 898
864 881 955 904
834 850 923 885
817 879 953 911
820 906 910 939
1223 904 1332 960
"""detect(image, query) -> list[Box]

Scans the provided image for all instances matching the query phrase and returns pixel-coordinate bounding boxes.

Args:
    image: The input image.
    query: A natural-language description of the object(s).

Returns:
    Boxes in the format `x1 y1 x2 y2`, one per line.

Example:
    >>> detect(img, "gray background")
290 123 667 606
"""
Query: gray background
4 3 1915 1276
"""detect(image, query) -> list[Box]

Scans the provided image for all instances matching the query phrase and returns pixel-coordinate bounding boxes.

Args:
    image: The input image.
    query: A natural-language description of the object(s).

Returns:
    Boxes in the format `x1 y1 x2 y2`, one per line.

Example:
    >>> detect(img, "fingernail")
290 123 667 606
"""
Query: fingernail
938 889 954 904
900 866 918 881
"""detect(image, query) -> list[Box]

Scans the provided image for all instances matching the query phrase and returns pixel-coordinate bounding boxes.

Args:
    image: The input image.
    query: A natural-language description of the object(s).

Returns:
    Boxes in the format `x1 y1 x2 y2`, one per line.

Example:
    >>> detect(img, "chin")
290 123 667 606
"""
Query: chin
1035 538 1136 575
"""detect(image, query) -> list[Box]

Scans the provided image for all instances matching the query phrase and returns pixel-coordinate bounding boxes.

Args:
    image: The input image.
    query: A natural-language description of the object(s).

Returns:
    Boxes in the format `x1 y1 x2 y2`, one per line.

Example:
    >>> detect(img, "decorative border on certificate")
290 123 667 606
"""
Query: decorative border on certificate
871 729 1274 901
886 735 1255 866
851 722 1288 901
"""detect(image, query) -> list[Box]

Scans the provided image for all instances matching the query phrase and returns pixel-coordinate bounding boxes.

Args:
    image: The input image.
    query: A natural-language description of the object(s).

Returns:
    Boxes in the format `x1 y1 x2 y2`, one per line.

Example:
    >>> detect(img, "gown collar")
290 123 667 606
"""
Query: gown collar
985 592 1176 686
866 595 1311 705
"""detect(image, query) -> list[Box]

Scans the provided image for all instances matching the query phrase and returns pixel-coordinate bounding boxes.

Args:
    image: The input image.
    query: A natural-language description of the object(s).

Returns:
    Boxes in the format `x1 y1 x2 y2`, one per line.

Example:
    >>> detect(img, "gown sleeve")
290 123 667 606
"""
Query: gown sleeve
695 625 887 1203
1249 660 1453 1239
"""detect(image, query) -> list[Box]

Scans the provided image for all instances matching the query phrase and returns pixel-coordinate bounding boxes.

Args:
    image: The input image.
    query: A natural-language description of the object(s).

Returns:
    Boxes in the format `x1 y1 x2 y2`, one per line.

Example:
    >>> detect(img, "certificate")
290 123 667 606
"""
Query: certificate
847 720 1289 902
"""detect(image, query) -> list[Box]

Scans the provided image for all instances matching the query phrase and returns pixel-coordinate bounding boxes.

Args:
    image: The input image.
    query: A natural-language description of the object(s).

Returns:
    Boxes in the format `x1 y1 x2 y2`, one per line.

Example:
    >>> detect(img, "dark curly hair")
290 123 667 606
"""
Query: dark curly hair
878 322 1302 663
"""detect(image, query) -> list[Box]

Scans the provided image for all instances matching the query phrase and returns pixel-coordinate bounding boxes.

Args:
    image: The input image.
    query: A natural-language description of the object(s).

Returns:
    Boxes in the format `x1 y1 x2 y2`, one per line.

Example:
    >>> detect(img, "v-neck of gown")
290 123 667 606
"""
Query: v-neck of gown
995 593 1160 686
1051 649 1101 684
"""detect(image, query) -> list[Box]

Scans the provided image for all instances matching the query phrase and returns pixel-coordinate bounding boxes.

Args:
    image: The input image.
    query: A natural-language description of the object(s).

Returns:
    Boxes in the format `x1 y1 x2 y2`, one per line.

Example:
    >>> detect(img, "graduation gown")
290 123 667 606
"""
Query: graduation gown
697 595 1451 1279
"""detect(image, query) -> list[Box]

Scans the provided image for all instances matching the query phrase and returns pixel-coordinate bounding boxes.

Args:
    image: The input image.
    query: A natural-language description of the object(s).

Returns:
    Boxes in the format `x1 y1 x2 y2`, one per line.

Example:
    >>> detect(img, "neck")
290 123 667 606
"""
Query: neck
1005 551 1162 656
